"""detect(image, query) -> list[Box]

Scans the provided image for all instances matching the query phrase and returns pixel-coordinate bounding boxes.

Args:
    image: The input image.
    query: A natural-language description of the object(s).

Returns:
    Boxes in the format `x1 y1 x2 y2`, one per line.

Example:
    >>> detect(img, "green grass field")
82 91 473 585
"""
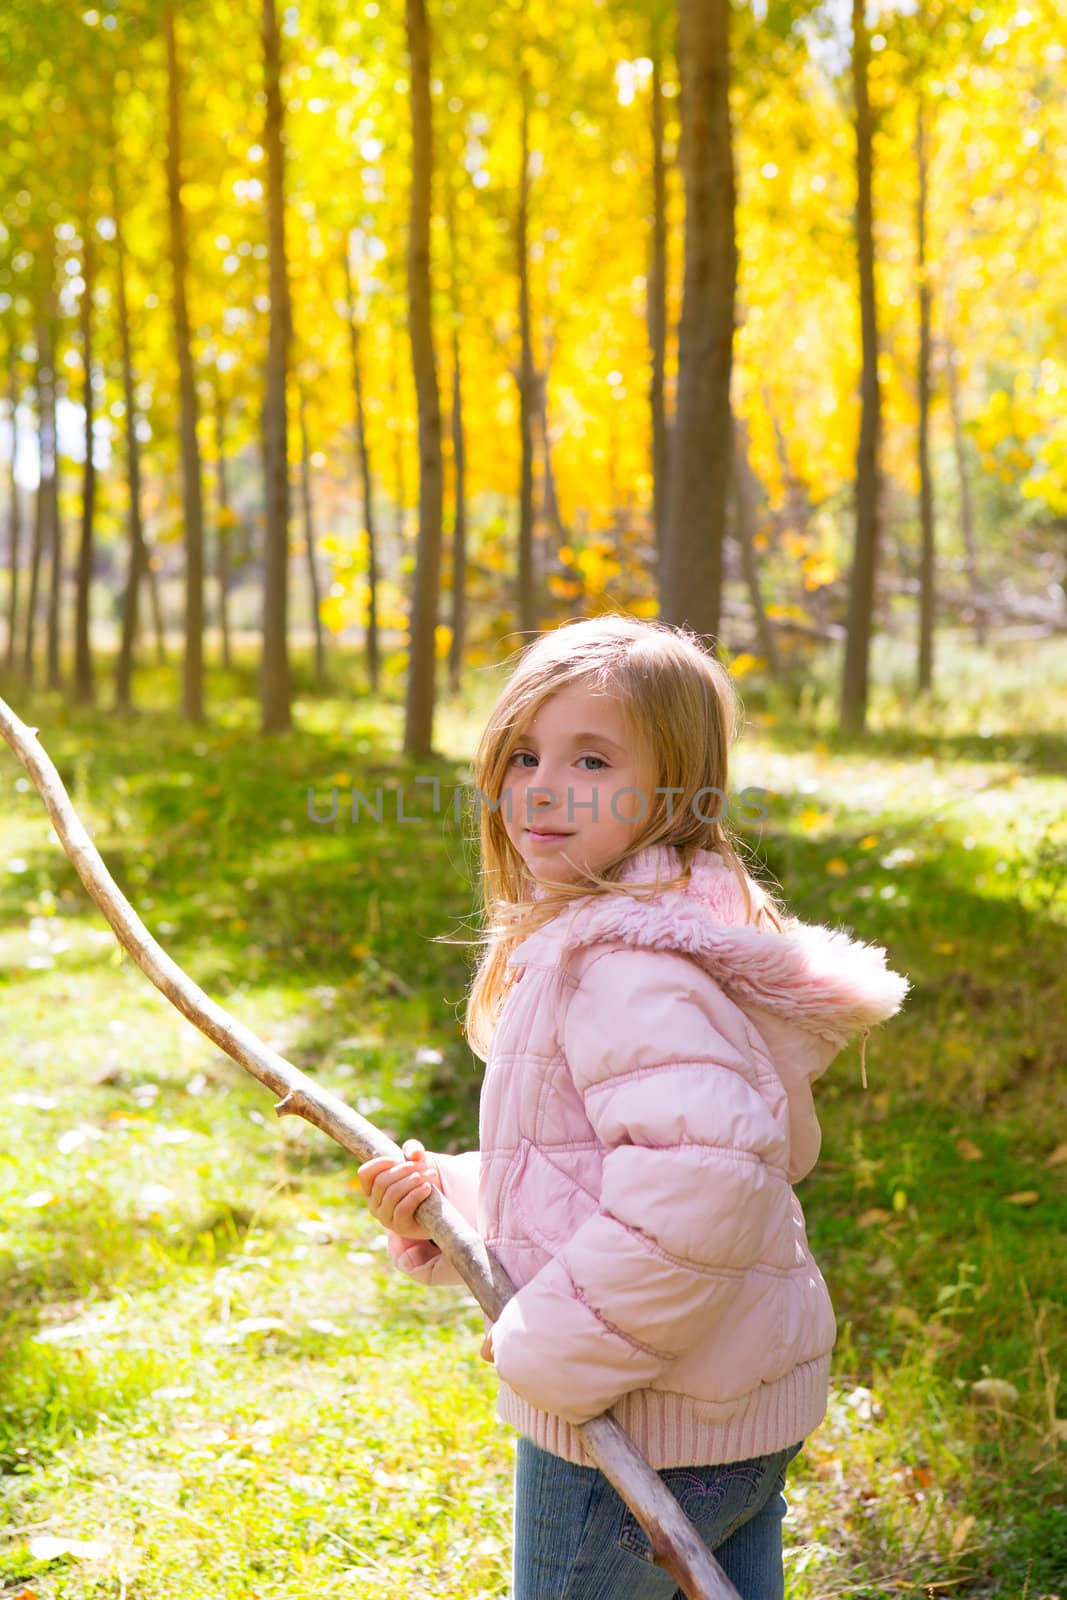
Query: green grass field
1 632 1065 1598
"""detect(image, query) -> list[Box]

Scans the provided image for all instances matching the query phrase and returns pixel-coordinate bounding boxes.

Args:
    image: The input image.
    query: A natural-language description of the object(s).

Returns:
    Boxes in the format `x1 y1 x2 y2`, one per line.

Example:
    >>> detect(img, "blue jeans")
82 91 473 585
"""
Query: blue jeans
512 1435 804 1600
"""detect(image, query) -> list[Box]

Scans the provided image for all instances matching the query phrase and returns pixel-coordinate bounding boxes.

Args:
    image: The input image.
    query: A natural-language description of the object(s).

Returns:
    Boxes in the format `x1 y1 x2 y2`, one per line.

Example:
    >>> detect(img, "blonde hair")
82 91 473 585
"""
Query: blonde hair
452 615 790 1060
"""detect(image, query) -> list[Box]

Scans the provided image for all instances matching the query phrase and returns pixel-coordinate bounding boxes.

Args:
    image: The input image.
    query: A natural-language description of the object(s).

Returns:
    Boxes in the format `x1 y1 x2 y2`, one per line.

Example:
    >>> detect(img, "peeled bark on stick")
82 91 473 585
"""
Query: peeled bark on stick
0 696 741 1600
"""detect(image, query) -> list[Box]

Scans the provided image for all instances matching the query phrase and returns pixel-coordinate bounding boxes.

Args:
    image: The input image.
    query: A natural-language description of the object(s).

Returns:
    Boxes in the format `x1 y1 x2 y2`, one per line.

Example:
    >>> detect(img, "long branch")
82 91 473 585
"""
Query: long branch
0 697 739 1600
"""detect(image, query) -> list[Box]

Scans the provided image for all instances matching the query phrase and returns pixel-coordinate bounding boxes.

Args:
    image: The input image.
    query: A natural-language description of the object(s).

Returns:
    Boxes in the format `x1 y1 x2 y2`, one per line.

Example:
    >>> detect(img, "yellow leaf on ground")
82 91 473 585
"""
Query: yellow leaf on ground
1003 1191 1039 1206
951 1514 976 1553
956 1139 984 1161
857 1207 892 1228
1045 1142 1067 1167
825 858 849 876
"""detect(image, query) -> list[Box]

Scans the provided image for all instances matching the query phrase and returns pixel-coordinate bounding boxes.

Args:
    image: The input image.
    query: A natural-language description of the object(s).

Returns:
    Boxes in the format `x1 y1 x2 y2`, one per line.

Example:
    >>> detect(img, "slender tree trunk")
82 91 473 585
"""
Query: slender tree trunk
448 322 467 695
113 157 150 713
660 0 737 641
732 416 781 677
74 229 97 704
840 0 882 734
146 545 167 663
214 390 233 671
5 331 21 674
945 331 985 646
536 332 565 544
23 421 43 685
43 309 63 692
916 89 935 694
165 5 205 722
342 244 381 693
402 0 444 758
445 188 467 696
259 0 292 732
297 385 326 685
392 329 406 571
516 66 536 638
762 383 811 551
648 31 669 569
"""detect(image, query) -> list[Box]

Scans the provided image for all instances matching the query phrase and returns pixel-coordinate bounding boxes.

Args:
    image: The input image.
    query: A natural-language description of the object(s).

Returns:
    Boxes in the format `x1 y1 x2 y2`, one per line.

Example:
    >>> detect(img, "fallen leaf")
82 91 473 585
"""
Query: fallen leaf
1045 1142 1067 1167
856 1208 892 1228
951 1514 976 1553
955 1139 984 1161
825 857 849 877
1003 1190 1039 1206
28 1535 110 1562
970 1378 1019 1408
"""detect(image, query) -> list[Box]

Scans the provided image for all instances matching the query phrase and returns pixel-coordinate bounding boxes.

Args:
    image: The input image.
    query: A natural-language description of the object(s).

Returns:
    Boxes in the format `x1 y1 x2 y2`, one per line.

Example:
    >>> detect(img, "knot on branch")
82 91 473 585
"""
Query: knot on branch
275 1089 309 1119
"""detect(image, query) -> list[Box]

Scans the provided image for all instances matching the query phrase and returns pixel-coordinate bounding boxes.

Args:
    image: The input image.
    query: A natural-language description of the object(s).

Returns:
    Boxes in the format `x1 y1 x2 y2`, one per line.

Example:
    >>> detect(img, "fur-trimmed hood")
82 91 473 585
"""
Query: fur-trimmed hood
507 842 910 1053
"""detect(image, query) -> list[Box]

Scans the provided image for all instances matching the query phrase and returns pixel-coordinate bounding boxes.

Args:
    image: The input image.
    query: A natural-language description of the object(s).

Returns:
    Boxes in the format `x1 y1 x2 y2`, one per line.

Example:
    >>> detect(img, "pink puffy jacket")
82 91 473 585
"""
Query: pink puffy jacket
387 843 909 1468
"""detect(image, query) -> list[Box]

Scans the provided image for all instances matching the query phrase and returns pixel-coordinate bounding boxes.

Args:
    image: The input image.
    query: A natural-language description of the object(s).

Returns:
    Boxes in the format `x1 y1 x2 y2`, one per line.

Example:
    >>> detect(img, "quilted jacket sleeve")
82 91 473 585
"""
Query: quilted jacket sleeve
384 1148 481 1287
490 947 791 1425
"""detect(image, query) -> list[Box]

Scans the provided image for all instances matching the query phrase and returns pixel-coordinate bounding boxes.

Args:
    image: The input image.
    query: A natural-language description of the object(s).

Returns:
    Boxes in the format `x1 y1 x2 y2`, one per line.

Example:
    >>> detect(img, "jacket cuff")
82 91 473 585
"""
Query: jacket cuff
383 1148 481 1288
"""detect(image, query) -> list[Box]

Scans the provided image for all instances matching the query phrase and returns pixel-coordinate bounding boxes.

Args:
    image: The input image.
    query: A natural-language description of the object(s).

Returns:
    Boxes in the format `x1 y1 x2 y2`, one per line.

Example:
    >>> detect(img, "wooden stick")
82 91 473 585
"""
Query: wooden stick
0 696 740 1600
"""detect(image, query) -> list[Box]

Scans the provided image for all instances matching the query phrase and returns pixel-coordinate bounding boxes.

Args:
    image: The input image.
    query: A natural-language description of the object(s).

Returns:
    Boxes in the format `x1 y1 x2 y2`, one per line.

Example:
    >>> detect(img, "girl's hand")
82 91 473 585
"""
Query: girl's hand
357 1139 441 1239
480 1327 495 1365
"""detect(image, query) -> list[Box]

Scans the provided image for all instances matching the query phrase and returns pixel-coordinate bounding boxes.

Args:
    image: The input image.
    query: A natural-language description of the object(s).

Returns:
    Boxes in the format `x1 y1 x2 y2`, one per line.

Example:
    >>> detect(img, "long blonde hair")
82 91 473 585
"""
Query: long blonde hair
453 615 789 1060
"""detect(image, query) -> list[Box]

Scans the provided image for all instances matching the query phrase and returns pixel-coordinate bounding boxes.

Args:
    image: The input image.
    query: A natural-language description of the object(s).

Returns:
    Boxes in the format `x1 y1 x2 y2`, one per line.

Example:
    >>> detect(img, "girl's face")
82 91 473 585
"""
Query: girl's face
501 683 655 887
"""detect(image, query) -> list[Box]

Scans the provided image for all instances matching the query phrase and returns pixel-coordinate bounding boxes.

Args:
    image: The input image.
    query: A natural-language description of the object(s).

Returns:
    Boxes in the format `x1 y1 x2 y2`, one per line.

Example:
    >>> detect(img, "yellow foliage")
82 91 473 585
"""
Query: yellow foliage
728 652 764 678
435 624 452 660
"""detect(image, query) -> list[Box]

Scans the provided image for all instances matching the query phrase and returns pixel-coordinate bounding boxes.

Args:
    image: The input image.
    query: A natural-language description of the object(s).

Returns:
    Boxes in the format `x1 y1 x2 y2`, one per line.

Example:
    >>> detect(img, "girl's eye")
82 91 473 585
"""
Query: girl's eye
510 752 608 771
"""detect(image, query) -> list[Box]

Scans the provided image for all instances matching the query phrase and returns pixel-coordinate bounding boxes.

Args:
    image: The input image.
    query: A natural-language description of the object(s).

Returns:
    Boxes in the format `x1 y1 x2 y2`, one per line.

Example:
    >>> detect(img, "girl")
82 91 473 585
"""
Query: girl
358 615 909 1599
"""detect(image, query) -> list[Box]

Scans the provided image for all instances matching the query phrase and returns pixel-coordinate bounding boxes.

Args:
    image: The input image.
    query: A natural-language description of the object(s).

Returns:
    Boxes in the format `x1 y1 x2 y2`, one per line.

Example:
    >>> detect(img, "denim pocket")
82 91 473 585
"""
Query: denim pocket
617 1446 799 1564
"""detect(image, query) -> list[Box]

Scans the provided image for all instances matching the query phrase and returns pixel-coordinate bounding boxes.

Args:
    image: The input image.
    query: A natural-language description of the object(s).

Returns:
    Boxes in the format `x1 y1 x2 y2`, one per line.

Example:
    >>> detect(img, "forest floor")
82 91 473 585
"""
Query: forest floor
0 632 1065 1599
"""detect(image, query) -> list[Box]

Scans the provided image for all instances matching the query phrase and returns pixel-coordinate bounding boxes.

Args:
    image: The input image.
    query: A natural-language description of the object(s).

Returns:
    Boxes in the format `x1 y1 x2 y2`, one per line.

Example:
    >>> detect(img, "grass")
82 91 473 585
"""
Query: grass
0 631 1065 1598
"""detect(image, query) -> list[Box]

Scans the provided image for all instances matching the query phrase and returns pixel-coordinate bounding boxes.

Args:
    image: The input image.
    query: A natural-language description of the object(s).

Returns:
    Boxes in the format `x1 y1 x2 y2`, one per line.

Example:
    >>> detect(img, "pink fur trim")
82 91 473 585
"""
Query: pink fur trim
511 843 910 1048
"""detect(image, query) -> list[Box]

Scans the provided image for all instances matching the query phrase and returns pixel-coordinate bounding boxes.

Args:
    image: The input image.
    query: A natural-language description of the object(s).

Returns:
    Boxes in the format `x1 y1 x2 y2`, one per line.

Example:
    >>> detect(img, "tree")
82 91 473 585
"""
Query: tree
260 0 293 733
659 0 737 642
73 223 97 704
839 0 882 736
164 5 206 722
402 0 444 759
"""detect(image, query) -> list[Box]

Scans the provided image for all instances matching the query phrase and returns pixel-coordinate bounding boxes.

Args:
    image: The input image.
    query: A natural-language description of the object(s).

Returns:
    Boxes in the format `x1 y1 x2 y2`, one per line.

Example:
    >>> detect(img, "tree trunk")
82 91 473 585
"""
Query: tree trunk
761 384 811 552
732 416 781 678
402 0 445 759
297 384 326 685
392 328 406 571
839 0 882 736
342 244 381 693
916 89 935 695
648 30 670 570
516 67 536 639
445 185 468 697
43 307 63 693
5 329 21 674
147 545 167 663
259 0 293 733
165 5 205 722
113 155 150 714
945 332 985 646
448 322 467 695
214 389 233 672
536 333 565 545
74 228 97 704
660 0 737 642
